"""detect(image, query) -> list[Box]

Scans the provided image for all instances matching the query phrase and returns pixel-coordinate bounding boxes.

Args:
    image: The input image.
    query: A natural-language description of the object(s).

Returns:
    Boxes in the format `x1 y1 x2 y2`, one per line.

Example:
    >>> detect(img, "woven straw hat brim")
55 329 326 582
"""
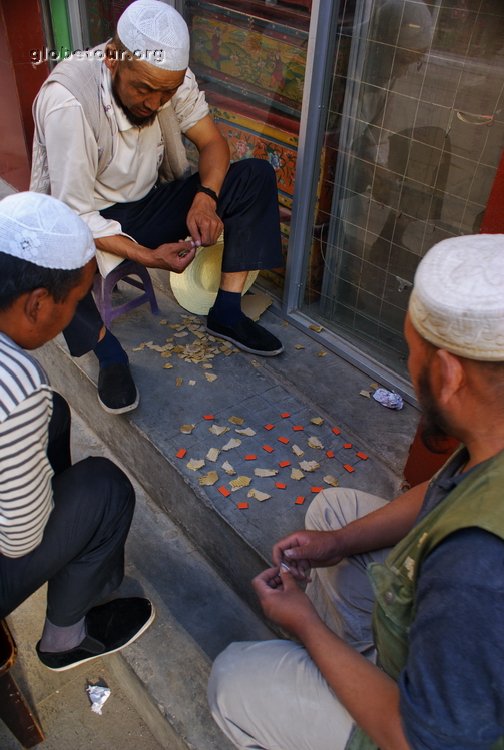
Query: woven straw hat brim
170 240 259 315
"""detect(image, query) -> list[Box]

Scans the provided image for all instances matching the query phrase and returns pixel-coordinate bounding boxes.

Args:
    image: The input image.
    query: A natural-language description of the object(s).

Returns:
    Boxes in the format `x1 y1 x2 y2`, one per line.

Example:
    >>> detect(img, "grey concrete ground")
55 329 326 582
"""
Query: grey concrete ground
0 174 421 748
0 413 165 750
1 406 272 750
1 590 164 750
1 405 270 749
35 283 420 619
43 284 417 520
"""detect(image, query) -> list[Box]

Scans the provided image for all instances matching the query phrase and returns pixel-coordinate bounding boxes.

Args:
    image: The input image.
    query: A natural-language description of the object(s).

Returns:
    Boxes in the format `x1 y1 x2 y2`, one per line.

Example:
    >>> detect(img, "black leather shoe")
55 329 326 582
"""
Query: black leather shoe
36 597 155 671
206 311 284 356
98 362 139 414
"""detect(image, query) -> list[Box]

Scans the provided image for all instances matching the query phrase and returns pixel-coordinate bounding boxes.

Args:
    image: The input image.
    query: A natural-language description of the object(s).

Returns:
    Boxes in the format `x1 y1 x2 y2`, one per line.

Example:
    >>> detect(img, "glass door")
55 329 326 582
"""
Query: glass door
299 0 504 380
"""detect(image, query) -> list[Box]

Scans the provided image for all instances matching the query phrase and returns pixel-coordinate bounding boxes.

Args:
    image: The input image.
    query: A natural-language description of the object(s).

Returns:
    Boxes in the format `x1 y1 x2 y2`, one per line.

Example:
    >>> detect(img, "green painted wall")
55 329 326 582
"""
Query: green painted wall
49 0 72 51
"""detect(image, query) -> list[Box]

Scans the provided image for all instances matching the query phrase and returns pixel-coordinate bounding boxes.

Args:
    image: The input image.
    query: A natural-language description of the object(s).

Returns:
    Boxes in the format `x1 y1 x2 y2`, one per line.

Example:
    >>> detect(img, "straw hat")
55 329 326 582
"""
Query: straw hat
169 238 259 315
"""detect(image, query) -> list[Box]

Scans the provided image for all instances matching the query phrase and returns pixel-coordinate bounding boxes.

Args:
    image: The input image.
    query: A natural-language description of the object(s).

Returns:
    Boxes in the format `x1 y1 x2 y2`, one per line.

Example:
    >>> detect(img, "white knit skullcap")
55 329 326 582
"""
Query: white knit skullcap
117 0 189 71
409 234 504 361
0 192 95 270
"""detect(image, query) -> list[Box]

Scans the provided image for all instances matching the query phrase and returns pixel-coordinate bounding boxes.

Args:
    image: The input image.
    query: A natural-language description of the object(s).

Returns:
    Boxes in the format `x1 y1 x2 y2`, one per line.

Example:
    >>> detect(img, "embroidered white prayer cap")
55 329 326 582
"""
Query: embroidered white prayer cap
409 234 504 361
0 192 95 270
117 0 190 71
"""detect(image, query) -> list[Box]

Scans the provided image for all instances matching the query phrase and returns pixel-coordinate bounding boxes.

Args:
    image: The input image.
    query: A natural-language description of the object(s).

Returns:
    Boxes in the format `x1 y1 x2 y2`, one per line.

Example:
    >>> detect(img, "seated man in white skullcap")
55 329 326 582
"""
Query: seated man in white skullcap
208 234 504 750
0 192 154 671
31 0 284 415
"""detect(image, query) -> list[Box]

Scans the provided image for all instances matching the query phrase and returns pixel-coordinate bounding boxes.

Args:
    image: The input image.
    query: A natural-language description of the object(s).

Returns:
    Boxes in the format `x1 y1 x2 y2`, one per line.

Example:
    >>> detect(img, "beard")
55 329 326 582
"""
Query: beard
418 368 454 453
111 80 158 128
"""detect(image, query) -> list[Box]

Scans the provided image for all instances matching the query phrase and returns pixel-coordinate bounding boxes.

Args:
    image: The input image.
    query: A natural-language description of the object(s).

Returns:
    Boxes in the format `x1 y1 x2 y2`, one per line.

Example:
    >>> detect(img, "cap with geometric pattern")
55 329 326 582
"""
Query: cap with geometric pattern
409 234 504 361
0 192 95 270
117 0 190 71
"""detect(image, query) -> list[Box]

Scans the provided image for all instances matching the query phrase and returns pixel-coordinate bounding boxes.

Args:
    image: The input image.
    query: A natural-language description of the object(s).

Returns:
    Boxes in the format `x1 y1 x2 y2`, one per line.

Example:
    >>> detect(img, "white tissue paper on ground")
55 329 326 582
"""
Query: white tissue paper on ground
87 684 111 715
372 387 404 410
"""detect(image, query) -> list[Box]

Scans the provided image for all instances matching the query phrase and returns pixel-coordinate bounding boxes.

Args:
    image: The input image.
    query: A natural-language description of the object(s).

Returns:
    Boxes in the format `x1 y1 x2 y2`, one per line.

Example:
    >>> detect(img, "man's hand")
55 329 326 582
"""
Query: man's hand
270 483 431 582
184 114 229 246
94 234 198 272
272 530 345 581
150 240 198 272
186 192 223 246
252 567 320 639
255 568 410 750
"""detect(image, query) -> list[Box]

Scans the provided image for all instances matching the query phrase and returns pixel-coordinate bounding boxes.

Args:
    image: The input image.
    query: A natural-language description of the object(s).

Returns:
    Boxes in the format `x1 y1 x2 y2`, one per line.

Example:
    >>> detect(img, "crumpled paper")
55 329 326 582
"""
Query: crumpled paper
372 388 404 410
87 684 111 715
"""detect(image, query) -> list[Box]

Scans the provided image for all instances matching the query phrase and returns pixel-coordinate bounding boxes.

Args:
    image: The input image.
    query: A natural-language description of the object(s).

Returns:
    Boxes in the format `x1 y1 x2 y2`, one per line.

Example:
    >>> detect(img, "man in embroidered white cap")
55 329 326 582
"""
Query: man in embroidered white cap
0 192 154 671
31 0 284 415
208 234 504 749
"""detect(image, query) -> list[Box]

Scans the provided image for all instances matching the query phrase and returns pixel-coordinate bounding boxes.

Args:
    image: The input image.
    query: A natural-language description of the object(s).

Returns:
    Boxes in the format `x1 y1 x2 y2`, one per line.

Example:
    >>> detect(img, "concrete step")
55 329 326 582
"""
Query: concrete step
2 410 273 750
35 281 419 614
108 461 274 750
1 586 166 750
3 177 420 748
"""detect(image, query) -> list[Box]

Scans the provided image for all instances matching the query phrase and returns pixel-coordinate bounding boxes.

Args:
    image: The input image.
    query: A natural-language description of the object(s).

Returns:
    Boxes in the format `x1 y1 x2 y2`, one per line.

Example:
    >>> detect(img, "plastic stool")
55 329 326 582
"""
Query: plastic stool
93 260 159 328
0 619 44 747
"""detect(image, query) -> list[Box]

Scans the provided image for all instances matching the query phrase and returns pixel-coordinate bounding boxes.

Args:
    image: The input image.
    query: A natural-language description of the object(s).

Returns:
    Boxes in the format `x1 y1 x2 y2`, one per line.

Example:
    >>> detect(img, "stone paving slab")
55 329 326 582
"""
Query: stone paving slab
36 281 419 604
0 586 164 750
2 409 269 750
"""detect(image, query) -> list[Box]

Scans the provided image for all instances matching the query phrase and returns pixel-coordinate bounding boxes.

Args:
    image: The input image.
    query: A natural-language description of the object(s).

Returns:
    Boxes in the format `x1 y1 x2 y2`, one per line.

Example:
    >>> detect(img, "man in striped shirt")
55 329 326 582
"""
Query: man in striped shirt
0 192 154 671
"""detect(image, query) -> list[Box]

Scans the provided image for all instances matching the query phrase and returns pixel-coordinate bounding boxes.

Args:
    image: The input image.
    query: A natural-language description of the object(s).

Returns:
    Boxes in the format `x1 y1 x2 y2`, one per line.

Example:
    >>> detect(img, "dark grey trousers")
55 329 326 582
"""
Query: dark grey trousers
0 393 135 625
63 158 283 356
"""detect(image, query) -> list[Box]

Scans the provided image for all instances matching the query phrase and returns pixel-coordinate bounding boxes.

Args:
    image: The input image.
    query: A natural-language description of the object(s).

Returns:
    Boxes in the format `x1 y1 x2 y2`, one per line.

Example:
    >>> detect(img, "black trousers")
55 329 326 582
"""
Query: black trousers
63 158 283 356
0 393 135 625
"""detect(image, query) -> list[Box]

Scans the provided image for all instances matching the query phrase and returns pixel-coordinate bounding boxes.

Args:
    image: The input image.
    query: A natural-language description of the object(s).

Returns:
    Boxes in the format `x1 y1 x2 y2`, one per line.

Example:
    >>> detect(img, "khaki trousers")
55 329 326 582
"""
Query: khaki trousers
208 488 391 750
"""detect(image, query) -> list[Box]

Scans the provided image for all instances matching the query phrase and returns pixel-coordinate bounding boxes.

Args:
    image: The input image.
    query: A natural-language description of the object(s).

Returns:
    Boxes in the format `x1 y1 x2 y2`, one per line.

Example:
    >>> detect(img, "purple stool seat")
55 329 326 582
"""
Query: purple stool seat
93 260 159 329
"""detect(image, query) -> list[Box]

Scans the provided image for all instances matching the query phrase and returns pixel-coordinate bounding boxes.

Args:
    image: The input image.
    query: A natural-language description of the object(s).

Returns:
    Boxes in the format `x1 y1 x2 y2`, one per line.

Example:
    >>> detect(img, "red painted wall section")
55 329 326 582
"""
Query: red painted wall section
480 150 504 234
0 0 49 190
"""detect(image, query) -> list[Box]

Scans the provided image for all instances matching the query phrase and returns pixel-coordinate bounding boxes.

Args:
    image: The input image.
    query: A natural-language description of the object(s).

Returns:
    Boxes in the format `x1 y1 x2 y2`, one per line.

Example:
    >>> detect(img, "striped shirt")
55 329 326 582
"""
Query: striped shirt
0 333 54 558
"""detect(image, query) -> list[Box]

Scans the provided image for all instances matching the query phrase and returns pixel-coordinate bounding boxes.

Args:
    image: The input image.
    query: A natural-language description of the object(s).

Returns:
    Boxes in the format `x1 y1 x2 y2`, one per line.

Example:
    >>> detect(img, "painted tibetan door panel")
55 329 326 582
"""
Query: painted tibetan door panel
187 0 308 117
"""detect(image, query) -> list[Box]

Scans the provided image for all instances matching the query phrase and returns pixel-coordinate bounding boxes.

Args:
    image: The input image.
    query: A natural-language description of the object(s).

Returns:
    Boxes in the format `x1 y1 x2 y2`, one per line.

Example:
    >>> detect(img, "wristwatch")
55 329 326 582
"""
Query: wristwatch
196 184 219 204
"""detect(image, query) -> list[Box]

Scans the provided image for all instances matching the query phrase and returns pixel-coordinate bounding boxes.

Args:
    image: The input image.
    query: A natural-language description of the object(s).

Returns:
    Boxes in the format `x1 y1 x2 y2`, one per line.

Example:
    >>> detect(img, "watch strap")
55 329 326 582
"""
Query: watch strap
196 184 219 204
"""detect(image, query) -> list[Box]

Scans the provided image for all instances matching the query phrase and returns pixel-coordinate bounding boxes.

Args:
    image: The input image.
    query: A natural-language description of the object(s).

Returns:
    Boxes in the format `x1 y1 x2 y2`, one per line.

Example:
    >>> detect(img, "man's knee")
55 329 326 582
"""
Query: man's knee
305 488 350 532
84 456 134 506
228 157 277 193
305 488 387 532
55 456 135 522
247 156 276 178
209 641 283 718
247 157 277 192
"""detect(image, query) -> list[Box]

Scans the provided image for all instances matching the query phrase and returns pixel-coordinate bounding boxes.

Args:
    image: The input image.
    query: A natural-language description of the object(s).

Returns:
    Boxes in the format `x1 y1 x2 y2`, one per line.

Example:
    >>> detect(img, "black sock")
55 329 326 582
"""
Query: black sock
211 289 242 325
93 330 128 369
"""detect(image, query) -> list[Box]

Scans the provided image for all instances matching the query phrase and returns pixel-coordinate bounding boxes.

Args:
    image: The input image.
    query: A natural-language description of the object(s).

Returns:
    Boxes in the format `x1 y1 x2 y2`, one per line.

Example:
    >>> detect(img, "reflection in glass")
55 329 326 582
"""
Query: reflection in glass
303 0 504 377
